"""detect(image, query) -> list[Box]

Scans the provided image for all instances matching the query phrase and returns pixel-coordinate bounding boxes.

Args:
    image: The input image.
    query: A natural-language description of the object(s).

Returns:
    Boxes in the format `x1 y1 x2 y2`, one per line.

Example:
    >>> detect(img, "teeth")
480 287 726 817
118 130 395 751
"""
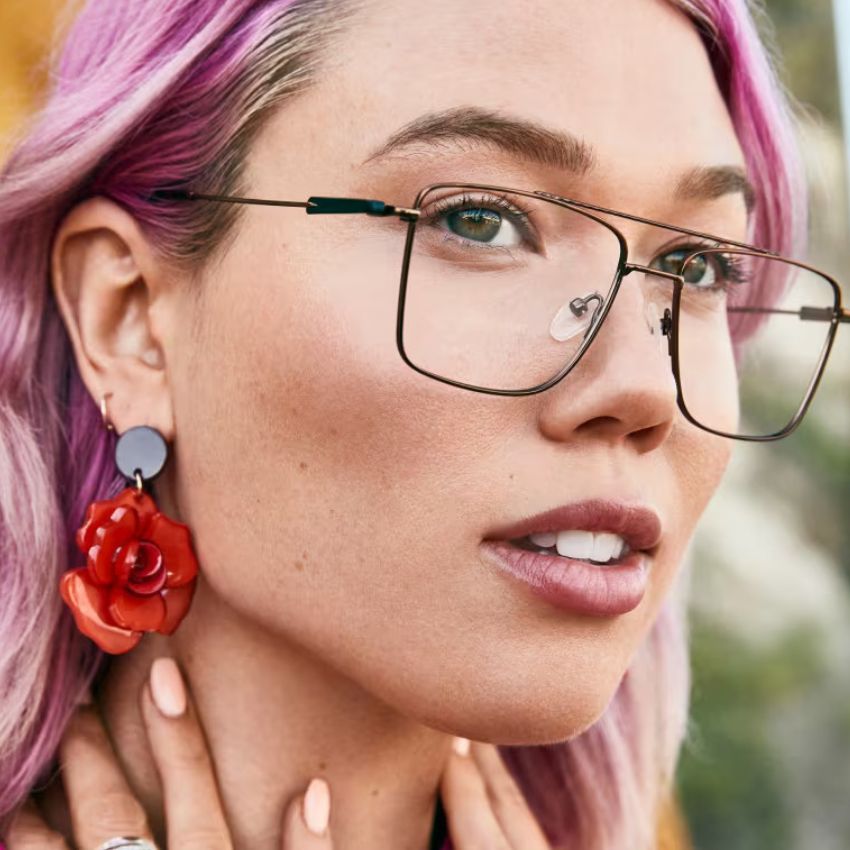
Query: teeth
529 532 558 548
591 532 623 563
521 530 629 564
555 530 595 560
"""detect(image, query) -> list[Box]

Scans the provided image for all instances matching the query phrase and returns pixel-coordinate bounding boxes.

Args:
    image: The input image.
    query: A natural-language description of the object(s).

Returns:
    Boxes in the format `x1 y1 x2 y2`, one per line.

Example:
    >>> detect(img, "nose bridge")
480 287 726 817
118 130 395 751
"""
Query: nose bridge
606 264 673 338
536 263 680 451
576 264 677 383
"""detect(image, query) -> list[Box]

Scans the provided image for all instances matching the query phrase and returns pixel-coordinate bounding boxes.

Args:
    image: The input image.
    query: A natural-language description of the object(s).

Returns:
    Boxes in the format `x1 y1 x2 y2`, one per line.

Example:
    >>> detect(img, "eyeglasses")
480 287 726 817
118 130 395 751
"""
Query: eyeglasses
151 181 849 442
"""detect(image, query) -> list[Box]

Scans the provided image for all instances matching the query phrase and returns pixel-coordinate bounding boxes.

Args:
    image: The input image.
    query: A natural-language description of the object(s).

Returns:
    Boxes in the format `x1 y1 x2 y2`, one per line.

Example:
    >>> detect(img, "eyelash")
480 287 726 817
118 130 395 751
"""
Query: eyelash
418 191 750 290
420 191 539 254
654 239 752 292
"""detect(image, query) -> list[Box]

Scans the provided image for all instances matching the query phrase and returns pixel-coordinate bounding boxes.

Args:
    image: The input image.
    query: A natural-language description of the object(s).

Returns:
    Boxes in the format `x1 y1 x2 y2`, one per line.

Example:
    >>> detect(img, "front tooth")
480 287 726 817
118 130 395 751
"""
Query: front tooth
555 530 594 560
591 532 621 563
529 532 557 548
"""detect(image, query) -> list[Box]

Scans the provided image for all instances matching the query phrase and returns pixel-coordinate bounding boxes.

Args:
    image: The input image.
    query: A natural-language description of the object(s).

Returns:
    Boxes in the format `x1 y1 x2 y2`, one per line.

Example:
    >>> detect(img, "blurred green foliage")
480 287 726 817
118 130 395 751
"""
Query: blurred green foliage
757 0 840 125
677 3 850 849
678 617 827 850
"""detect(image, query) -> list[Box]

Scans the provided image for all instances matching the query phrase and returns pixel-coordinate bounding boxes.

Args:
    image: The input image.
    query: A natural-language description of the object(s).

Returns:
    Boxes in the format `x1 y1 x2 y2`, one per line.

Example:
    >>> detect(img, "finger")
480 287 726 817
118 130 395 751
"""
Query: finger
139 656 232 850
279 777 334 849
468 741 550 850
58 704 156 850
440 737 511 849
6 798 70 850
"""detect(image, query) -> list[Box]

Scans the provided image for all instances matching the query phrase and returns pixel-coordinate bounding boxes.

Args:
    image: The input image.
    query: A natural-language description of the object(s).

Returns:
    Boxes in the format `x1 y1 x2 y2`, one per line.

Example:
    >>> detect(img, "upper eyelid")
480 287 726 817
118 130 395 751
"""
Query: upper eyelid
365 146 756 241
422 193 740 255
413 184 749 249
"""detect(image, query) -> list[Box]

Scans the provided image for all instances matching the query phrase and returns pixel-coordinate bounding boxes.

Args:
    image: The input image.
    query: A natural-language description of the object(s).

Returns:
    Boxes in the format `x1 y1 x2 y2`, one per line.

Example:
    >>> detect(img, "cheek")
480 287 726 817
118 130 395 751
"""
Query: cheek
169 216 502 637
675 302 740 434
635 422 732 627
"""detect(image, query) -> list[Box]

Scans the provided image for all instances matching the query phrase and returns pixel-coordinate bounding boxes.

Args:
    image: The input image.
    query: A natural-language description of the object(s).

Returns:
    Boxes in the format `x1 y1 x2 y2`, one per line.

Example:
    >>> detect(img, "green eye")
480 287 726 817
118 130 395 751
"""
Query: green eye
651 248 717 287
446 208 505 244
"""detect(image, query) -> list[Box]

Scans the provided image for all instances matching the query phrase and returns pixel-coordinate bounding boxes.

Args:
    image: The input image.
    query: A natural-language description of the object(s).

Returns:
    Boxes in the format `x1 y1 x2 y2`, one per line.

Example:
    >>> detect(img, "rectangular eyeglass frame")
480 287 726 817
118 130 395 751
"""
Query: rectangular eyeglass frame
150 182 850 442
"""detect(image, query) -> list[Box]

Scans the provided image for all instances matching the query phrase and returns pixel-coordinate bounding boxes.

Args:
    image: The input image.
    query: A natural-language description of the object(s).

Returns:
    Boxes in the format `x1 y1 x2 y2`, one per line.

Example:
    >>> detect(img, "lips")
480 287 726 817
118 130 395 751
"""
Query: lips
484 498 663 554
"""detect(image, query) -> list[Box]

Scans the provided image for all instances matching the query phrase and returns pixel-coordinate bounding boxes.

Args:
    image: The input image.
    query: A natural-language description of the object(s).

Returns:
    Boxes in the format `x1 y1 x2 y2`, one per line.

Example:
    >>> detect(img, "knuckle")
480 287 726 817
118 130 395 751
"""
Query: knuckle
60 707 108 757
163 733 211 773
77 790 149 837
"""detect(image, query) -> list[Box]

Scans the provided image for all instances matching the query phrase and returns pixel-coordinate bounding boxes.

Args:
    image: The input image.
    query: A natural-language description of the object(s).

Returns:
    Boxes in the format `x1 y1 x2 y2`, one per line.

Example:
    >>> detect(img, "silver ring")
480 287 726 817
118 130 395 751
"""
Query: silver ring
95 838 158 850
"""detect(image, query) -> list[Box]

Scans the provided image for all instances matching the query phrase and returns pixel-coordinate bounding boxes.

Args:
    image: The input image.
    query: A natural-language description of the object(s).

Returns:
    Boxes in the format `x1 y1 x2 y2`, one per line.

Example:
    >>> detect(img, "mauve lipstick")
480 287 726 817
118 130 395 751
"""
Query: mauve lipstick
479 499 662 617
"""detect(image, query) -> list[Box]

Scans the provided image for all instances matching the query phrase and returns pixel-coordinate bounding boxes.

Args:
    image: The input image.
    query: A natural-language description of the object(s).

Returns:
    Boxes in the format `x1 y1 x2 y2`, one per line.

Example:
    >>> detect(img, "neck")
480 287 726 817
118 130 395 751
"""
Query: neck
92 576 451 850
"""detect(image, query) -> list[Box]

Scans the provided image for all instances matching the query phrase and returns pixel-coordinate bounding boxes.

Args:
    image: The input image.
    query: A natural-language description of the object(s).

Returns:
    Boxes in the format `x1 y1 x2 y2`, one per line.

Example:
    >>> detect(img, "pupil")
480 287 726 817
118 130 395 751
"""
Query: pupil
683 255 707 284
448 208 500 242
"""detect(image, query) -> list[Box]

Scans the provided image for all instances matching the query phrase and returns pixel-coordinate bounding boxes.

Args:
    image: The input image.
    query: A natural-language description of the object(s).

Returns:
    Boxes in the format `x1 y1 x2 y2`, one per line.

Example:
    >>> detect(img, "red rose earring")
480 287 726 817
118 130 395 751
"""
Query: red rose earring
59 394 200 654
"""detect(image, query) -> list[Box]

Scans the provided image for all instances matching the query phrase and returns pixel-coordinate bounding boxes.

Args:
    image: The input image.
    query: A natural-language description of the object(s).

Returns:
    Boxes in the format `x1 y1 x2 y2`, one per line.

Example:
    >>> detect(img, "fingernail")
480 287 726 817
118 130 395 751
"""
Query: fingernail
452 736 470 757
149 657 187 718
302 777 331 836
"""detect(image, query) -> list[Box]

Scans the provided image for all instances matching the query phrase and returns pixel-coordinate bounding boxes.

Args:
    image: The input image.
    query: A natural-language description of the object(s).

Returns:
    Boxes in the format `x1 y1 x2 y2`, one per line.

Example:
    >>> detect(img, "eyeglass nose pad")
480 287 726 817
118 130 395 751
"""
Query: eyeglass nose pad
549 292 604 342
642 299 675 359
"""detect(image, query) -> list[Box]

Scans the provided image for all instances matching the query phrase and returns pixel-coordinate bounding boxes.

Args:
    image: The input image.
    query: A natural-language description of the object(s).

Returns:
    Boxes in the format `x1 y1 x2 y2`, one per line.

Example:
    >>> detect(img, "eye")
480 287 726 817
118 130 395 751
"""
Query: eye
444 207 520 247
421 192 539 252
648 244 747 292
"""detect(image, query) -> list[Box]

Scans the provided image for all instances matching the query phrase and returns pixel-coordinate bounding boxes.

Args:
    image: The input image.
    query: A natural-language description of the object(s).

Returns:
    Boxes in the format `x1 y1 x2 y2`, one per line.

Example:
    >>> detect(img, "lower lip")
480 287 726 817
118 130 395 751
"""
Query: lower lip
479 540 650 617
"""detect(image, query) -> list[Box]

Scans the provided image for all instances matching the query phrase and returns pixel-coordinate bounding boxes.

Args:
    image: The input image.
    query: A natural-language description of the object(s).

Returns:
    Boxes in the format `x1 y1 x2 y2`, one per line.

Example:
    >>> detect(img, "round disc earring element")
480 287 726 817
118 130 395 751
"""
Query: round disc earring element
115 425 168 482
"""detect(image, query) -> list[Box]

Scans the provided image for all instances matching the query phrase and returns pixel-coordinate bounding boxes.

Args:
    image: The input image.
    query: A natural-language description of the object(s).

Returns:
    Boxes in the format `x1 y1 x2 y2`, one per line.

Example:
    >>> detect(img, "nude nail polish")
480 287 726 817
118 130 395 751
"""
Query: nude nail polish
149 657 187 718
453 736 470 756
302 777 331 835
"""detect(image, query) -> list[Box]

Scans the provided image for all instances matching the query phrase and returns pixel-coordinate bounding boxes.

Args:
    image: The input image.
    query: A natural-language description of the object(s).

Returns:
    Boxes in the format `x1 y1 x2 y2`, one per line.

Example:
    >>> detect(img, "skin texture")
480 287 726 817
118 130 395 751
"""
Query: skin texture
46 0 747 847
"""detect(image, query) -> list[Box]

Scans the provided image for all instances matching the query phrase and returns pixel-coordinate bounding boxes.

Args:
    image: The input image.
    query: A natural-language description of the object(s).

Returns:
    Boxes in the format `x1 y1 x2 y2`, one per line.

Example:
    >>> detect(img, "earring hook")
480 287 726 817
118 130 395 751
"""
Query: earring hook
100 392 116 432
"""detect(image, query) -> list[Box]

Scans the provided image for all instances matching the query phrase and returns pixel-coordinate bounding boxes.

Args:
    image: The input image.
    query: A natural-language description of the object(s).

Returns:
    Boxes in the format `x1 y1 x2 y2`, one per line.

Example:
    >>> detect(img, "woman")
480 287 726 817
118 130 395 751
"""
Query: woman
0 0 845 847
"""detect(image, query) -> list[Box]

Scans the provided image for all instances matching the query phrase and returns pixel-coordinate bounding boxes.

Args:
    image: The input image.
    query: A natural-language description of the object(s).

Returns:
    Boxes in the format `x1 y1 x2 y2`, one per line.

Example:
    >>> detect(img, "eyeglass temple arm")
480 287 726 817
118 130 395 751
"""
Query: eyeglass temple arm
729 305 850 323
149 189 421 221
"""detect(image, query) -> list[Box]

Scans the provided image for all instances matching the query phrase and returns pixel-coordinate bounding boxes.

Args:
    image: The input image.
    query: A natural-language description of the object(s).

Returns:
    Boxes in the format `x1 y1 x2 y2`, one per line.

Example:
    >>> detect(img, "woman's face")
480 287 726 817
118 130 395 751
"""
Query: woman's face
159 0 746 742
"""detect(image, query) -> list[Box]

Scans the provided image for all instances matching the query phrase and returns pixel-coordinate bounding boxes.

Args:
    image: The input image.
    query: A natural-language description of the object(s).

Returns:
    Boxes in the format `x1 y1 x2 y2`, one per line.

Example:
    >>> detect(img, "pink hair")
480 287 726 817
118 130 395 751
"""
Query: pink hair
0 0 806 846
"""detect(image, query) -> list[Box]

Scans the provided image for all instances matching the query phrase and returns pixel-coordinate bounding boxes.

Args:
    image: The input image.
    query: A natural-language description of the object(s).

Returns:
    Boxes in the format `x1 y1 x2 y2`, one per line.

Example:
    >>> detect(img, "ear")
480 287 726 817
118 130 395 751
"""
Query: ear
50 196 177 440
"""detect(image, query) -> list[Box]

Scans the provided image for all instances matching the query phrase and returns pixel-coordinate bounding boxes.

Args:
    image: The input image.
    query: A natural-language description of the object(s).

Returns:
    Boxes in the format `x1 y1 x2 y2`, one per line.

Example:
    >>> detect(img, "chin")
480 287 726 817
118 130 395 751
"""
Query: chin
424 673 624 747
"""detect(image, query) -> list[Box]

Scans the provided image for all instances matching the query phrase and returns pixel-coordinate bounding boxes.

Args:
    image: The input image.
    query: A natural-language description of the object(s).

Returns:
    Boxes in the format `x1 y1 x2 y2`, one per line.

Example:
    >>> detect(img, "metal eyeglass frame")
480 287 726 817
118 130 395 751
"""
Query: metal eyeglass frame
150 181 850 442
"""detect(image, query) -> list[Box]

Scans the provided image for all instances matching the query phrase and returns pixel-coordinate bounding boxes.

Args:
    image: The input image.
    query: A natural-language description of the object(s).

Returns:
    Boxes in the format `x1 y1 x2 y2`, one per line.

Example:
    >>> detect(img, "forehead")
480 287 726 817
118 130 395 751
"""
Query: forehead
253 0 746 217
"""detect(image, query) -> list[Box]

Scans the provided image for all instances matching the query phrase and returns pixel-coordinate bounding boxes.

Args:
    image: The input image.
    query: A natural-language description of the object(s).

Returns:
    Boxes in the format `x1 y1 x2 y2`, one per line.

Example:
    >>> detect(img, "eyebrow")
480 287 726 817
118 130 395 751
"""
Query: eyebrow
361 105 756 213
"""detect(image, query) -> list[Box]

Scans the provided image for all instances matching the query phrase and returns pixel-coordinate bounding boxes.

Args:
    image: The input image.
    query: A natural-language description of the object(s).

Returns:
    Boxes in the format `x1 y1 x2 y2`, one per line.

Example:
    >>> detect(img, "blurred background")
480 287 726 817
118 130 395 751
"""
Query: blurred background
679 3 850 850
1 1 847 848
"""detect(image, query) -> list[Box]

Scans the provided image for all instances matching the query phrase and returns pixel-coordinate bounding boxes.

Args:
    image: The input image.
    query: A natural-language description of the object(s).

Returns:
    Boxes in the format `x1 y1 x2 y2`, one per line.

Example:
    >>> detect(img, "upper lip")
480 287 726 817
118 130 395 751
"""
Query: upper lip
483 498 663 553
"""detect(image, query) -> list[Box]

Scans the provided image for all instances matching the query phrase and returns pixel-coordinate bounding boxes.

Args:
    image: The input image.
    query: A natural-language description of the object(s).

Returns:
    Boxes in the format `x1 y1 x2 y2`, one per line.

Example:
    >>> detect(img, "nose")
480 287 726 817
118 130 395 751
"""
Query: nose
537 270 679 453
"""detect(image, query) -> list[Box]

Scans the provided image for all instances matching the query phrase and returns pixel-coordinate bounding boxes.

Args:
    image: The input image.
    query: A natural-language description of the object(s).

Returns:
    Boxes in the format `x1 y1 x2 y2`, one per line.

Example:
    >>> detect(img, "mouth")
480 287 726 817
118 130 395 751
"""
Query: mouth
484 498 663 558
479 499 663 617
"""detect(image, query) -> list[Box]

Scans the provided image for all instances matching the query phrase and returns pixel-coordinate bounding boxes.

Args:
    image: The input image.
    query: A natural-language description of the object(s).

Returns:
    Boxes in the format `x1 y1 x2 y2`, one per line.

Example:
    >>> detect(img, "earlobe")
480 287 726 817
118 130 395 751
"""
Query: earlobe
50 195 175 440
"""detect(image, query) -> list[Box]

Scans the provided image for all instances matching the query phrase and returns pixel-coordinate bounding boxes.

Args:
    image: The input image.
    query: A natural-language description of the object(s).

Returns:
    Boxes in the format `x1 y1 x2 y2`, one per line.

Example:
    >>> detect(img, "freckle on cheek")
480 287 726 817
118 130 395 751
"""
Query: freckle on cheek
299 461 308 471
294 561 304 571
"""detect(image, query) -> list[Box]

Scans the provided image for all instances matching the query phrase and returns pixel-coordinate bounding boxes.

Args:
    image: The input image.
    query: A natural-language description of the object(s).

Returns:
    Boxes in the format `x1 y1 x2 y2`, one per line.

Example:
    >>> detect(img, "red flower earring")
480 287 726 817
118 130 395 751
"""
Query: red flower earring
59 394 200 654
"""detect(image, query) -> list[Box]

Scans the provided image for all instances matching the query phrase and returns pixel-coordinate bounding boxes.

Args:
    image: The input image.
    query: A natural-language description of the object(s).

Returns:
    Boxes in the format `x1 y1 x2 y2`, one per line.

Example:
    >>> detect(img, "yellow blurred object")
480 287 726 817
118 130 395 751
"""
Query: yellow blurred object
0 0 67 160
657 791 694 850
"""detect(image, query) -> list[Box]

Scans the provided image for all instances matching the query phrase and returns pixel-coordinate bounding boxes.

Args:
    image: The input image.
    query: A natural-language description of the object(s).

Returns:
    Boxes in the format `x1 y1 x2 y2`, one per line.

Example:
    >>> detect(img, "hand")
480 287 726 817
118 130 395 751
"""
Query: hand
6 659 549 850
6 658 334 850
440 736 552 849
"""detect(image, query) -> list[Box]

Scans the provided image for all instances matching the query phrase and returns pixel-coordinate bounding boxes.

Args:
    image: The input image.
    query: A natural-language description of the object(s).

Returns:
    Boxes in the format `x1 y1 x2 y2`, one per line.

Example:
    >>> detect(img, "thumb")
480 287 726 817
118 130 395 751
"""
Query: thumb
281 777 334 849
